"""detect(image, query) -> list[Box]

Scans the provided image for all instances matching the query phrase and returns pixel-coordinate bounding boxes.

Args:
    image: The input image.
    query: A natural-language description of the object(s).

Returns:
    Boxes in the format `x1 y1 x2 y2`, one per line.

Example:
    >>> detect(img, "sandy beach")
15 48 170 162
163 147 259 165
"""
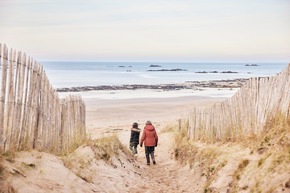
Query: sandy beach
82 92 227 192
2 86 289 193
1 0 289 191
83 91 227 140
56 78 244 142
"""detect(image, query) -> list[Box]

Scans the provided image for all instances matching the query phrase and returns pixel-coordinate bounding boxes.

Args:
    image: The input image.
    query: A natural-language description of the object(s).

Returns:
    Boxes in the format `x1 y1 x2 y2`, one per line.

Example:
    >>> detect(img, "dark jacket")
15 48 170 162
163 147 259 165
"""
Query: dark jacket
130 127 141 145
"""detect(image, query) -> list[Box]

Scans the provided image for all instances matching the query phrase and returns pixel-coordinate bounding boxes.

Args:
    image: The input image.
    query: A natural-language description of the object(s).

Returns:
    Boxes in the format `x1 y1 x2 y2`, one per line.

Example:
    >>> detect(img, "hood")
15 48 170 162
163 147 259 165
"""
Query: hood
145 125 155 131
131 128 141 132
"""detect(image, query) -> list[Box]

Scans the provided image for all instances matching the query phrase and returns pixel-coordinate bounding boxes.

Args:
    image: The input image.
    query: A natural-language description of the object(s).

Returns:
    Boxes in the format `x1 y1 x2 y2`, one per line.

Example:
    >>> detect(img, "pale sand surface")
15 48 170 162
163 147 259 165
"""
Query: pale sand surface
59 88 238 100
4 92 236 193
5 90 287 192
85 95 226 140
1 89 240 193
82 93 226 192
5 94 225 193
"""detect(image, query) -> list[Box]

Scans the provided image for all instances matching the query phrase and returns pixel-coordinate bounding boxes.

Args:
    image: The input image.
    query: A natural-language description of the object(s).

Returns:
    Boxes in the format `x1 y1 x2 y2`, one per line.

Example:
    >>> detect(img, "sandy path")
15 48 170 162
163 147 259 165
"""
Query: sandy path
126 130 207 193
128 132 186 193
84 96 224 192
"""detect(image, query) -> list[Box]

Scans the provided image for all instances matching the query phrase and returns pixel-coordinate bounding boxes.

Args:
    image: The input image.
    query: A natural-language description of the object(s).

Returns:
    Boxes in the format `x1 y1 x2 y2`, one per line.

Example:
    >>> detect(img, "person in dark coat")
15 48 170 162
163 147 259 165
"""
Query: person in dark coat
140 120 158 165
129 122 141 155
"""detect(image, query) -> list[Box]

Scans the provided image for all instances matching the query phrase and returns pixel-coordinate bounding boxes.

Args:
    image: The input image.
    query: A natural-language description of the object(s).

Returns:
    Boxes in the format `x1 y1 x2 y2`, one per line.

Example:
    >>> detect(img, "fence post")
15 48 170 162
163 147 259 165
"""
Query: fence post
0 44 87 154
0 43 3 152
188 64 290 141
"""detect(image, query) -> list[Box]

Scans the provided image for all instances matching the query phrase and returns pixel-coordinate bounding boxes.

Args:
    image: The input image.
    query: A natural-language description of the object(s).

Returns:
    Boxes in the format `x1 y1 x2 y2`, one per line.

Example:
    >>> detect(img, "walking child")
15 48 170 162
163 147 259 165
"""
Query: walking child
129 122 141 156
140 120 158 165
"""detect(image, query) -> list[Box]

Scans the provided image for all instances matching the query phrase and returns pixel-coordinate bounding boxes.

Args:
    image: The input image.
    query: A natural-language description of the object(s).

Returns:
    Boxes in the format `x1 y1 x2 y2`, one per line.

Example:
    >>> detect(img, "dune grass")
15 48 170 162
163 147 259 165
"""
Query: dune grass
173 113 290 192
62 134 133 183
63 134 132 169
89 134 131 161
0 155 16 193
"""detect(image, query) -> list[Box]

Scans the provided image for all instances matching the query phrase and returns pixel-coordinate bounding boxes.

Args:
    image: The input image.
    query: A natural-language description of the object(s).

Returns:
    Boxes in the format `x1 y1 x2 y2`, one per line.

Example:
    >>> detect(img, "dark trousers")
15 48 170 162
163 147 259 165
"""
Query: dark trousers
145 146 155 164
130 143 138 154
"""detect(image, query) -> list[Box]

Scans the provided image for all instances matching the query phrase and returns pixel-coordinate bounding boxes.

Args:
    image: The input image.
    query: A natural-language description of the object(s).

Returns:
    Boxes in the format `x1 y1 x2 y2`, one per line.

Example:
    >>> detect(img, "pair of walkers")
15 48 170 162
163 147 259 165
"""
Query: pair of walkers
129 121 158 165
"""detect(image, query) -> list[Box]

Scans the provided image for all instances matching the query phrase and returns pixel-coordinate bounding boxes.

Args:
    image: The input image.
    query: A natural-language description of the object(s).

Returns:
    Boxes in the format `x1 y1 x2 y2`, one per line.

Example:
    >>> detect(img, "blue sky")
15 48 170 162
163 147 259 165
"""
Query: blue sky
0 0 289 62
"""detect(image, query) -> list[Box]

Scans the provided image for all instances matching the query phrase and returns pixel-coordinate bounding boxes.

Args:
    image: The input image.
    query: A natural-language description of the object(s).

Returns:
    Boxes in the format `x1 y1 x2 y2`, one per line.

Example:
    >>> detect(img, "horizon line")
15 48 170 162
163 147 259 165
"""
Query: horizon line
40 61 290 63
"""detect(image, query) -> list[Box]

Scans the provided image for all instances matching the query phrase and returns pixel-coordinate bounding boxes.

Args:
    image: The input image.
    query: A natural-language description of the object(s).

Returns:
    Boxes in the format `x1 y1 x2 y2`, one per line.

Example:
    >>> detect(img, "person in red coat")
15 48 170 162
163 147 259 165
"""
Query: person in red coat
140 120 158 165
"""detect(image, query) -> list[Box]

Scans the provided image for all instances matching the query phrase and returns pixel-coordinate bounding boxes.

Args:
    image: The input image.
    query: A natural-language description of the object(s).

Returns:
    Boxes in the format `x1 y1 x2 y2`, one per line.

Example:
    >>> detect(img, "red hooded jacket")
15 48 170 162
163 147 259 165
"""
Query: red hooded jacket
140 124 158 147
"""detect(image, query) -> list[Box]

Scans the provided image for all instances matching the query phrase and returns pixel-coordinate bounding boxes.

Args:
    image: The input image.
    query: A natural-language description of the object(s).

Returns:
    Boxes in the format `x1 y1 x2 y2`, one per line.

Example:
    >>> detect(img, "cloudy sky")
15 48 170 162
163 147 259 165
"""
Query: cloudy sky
0 0 289 62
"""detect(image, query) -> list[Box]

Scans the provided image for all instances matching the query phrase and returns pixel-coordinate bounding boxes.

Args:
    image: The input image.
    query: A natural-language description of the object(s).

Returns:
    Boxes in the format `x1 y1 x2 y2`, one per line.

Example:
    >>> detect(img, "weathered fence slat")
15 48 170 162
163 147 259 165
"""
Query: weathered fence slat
0 44 86 154
188 63 290 141
1 45 8 151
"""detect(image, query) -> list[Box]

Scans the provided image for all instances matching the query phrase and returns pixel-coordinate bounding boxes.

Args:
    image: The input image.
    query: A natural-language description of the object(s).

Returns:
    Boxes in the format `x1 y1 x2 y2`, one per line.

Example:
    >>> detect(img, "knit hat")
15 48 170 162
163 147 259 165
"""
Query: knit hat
132 122 138 128
146 120 152 125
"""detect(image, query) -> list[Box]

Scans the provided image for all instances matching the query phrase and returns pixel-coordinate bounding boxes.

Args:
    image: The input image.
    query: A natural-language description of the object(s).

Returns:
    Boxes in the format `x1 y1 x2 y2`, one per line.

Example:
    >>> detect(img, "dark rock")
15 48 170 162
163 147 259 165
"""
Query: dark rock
56 78 249 92
195 71 208 73
221 71 238 73
149 65 162 67
147 68 187 72
196 71 237 73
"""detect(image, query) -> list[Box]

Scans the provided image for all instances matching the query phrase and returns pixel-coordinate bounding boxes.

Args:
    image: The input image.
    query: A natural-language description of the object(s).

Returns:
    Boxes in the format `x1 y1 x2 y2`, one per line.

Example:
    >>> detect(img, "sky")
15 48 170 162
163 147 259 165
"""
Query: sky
0 0 289 62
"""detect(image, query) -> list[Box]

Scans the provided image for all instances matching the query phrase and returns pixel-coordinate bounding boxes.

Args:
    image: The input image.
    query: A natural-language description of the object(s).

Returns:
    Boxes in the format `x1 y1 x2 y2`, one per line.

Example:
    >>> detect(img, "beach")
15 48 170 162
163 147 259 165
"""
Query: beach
1 0 289 191
46 61 287 140
47 61 286 141
4 85 289 192
2 59 289 193
56 85 236 139
1 90 229 193
82 91 229 192
84 94 226 140
2 57 289 192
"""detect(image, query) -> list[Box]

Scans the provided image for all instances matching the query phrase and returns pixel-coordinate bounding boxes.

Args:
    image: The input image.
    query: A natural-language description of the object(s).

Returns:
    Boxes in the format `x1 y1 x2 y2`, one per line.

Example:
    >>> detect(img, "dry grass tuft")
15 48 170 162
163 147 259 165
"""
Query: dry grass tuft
62 134 132 183
174 112 290 192
173 120 194 163
0 181 16 193
161 124 176 134
1 152 16 163
0 156 16 193
260 113 290 148
173 119 224 189
161 119 188 134
63 134 131 170
89 134 130 161
227 159 250 192
58 133 90 157
253 113 290 172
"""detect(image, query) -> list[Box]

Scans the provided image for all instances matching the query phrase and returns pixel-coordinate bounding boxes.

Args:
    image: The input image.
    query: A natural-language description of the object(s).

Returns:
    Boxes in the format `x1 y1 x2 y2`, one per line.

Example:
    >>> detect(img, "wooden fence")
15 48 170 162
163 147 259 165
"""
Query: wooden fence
188 64 290 141
0 44 86 153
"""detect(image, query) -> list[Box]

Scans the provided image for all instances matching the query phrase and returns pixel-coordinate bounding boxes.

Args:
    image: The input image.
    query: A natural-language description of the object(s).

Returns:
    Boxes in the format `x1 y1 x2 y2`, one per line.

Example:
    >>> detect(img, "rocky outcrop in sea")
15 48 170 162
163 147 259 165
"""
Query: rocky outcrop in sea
56 78 249 92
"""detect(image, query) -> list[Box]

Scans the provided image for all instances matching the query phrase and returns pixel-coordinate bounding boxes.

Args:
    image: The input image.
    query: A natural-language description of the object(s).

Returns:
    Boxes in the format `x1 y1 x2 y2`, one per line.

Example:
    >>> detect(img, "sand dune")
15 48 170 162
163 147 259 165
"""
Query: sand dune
1 95 289 193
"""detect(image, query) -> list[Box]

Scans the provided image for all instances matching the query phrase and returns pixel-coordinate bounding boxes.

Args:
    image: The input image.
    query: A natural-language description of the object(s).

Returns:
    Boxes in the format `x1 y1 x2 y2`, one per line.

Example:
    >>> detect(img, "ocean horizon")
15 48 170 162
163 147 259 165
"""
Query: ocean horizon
42 62 288 89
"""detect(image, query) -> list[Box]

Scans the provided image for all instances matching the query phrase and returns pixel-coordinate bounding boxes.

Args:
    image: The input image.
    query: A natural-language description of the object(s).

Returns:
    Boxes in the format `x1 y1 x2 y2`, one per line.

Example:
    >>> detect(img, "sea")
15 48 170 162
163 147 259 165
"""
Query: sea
41 62 288 89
